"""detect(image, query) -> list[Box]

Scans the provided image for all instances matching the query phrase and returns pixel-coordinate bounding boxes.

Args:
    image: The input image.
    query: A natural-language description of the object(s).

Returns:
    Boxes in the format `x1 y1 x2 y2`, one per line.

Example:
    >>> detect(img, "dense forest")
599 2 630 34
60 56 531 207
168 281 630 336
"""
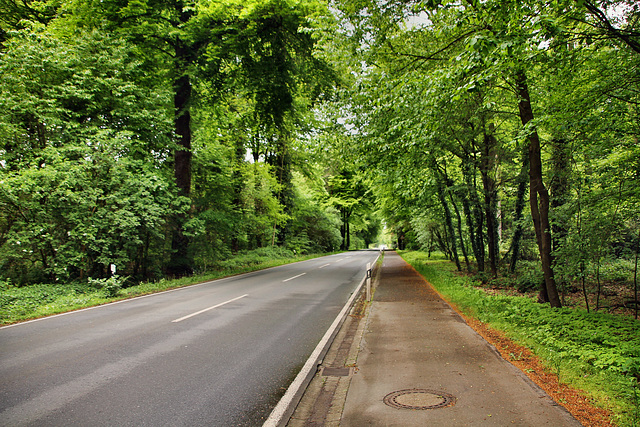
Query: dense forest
0 0 638 316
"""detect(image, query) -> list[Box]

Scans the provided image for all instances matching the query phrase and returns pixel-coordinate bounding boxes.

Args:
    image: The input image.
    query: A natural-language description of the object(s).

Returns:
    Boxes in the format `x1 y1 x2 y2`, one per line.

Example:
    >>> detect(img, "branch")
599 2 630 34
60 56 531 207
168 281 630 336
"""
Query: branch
583 0 640 54
388 27 483 73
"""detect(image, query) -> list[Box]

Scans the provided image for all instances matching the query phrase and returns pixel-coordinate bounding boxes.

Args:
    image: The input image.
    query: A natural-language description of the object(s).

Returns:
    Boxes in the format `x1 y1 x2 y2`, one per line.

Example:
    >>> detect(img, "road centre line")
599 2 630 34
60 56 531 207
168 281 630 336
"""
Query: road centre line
318 263 331 269
283 273 306 282
171 294 248 323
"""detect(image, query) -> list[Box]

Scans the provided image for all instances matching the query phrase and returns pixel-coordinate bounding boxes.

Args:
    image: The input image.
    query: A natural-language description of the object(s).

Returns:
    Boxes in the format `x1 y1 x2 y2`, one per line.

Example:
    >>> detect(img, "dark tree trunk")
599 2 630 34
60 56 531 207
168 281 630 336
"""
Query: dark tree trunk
268 138 293 245
167 51 194 277
462 160 485 272
174 73 192 197
634 228 639 320
550 138 571 298
346 216 351 250
509 146 530 273
481 129 499 278
340 209 351 251
445 175 470 271
516 70 561 308
397 229 406 250
451 195 470 271
435 168 461 271
231 134 245 253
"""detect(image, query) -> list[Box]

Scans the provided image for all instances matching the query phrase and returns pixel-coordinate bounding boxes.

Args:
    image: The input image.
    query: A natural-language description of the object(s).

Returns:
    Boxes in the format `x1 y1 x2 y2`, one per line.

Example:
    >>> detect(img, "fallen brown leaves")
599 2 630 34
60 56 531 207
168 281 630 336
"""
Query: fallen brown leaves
460 312 614 427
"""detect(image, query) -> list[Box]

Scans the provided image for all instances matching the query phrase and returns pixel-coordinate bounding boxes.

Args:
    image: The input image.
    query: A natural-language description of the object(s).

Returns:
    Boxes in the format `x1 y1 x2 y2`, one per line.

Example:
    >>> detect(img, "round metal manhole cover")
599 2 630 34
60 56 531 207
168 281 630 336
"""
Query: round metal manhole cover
383 389 456 410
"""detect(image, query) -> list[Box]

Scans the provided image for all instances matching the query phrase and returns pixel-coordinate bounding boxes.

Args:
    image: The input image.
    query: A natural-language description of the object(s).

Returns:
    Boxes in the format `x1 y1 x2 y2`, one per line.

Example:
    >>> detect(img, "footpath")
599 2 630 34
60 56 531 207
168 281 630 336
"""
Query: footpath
287 251 581 426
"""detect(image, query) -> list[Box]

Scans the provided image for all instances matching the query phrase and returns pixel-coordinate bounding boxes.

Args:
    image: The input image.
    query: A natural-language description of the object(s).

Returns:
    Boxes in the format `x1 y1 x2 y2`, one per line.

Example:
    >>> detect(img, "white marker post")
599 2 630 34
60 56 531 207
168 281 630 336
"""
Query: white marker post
366 262 372 301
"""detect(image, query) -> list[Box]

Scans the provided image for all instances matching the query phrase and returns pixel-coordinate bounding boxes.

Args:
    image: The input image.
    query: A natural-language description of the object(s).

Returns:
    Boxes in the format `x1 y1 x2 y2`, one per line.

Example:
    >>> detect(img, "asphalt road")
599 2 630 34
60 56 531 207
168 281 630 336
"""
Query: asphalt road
0 250 380 427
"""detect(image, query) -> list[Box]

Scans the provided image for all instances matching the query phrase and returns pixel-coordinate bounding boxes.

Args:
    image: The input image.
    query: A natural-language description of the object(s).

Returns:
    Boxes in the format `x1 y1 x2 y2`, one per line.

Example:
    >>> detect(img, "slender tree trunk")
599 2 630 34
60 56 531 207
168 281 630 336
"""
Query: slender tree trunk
550 138 571 298
451 194 470 271
481 129 499 278
269 136 293 245
634 228 639 319
340 209 351 250
509 146 529 273
461 195 476 267
346 214 351 250
462 160 485 271
515 70 561 308
576 191 589 312
444 170 471 270
595 262 602 311
397 229 406 250
231 135 245 253
435 170 461 271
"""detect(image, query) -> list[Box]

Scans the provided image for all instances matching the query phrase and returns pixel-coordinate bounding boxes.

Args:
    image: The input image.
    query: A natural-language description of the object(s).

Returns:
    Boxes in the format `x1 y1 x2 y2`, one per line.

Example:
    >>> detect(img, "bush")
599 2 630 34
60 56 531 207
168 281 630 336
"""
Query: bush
87 275 126 298
597 259 635 285
515 262 544 293
213 246 296 271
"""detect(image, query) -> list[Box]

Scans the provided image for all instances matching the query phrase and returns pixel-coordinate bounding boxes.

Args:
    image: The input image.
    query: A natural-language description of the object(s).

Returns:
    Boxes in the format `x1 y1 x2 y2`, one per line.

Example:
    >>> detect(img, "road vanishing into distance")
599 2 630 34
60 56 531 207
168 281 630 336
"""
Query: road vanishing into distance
0 250 380 427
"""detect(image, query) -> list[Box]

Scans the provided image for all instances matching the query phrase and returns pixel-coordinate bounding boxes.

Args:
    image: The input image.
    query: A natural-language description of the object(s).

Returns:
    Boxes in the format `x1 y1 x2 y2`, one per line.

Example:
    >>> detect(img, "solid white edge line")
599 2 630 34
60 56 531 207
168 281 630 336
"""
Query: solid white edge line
171 294 249 323
282 273 306 283
262 252 381 427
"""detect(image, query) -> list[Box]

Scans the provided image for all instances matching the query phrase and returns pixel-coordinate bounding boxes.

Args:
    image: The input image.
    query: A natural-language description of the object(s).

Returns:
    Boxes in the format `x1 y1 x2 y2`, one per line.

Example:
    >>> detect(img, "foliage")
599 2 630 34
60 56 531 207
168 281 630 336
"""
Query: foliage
401 250 640 426
0 144 186 283
0 0 355 287
330 0 640 308
87 275 126 298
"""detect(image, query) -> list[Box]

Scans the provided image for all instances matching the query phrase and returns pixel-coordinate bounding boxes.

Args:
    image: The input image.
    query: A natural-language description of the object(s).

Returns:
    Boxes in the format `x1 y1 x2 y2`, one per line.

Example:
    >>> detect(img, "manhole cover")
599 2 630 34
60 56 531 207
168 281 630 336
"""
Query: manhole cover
383 389 456 410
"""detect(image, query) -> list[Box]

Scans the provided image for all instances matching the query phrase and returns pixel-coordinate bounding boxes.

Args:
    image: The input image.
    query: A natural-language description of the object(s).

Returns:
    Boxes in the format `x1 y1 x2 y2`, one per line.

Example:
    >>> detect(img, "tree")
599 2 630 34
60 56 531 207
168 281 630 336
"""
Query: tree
333 0 638 310
0 29 183 283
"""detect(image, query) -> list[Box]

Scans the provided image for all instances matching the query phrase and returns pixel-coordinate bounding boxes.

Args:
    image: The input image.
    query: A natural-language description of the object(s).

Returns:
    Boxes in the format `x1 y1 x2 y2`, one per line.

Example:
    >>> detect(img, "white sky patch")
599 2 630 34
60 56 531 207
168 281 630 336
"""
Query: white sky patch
403 11 432 30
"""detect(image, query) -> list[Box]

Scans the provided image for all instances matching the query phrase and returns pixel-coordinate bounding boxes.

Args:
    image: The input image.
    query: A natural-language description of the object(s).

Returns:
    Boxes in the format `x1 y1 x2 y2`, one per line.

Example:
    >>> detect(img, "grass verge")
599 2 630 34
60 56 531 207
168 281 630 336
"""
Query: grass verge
0 251 329 326
399 250 640 427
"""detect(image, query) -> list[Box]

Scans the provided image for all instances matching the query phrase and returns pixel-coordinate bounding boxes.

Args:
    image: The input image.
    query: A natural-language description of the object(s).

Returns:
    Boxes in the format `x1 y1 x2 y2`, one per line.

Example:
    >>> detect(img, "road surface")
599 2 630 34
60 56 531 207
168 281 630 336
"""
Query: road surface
0 251 379 426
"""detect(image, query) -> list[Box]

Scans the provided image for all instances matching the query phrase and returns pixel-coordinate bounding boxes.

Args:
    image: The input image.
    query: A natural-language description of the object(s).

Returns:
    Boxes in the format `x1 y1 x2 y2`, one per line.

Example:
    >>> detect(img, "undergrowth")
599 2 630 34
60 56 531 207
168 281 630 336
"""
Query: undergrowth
0 248 328 325
399 250 640 427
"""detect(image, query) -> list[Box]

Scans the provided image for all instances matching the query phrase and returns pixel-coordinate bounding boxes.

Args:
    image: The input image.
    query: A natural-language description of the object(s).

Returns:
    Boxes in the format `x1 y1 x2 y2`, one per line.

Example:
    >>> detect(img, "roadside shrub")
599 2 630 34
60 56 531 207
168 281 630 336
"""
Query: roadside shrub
87 275 126 298
213 246 295 271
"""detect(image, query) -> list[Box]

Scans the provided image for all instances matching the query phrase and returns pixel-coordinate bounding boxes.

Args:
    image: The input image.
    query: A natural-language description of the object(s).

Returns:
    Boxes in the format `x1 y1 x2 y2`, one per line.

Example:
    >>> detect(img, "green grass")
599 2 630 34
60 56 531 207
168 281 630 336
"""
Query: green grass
0 250 330 326
399 250 640 427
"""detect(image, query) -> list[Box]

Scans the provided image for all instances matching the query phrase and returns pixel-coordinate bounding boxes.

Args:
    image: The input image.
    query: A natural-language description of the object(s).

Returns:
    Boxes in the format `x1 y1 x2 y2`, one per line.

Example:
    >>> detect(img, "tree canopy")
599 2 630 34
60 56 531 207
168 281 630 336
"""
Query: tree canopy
0 0 638 319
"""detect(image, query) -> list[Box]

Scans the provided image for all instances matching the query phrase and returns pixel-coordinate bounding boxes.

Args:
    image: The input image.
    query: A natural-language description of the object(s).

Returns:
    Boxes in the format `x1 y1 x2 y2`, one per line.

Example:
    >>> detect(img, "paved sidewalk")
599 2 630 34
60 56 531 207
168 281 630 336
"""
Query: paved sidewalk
289 251 581 426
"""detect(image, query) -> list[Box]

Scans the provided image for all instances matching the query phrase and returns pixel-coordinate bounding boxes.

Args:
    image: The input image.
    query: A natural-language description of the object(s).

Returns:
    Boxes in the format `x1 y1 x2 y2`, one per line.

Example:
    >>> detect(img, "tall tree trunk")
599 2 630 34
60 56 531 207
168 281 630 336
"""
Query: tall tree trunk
167 49 194 276
550 138 571 300
231 134 245 253
634 227 639 320
509 145 530 273
445 175 470 271
269 137 293 245
340 209 351 250
346 214 351 250
462 160 485 272
515 70 561 308
434 168 461 271
481 129 499 278
451 194 470 271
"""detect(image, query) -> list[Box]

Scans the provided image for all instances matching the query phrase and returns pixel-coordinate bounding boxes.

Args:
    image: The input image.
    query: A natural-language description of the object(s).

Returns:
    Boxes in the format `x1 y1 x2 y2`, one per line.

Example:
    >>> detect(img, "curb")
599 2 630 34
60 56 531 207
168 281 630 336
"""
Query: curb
263 253 380 427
